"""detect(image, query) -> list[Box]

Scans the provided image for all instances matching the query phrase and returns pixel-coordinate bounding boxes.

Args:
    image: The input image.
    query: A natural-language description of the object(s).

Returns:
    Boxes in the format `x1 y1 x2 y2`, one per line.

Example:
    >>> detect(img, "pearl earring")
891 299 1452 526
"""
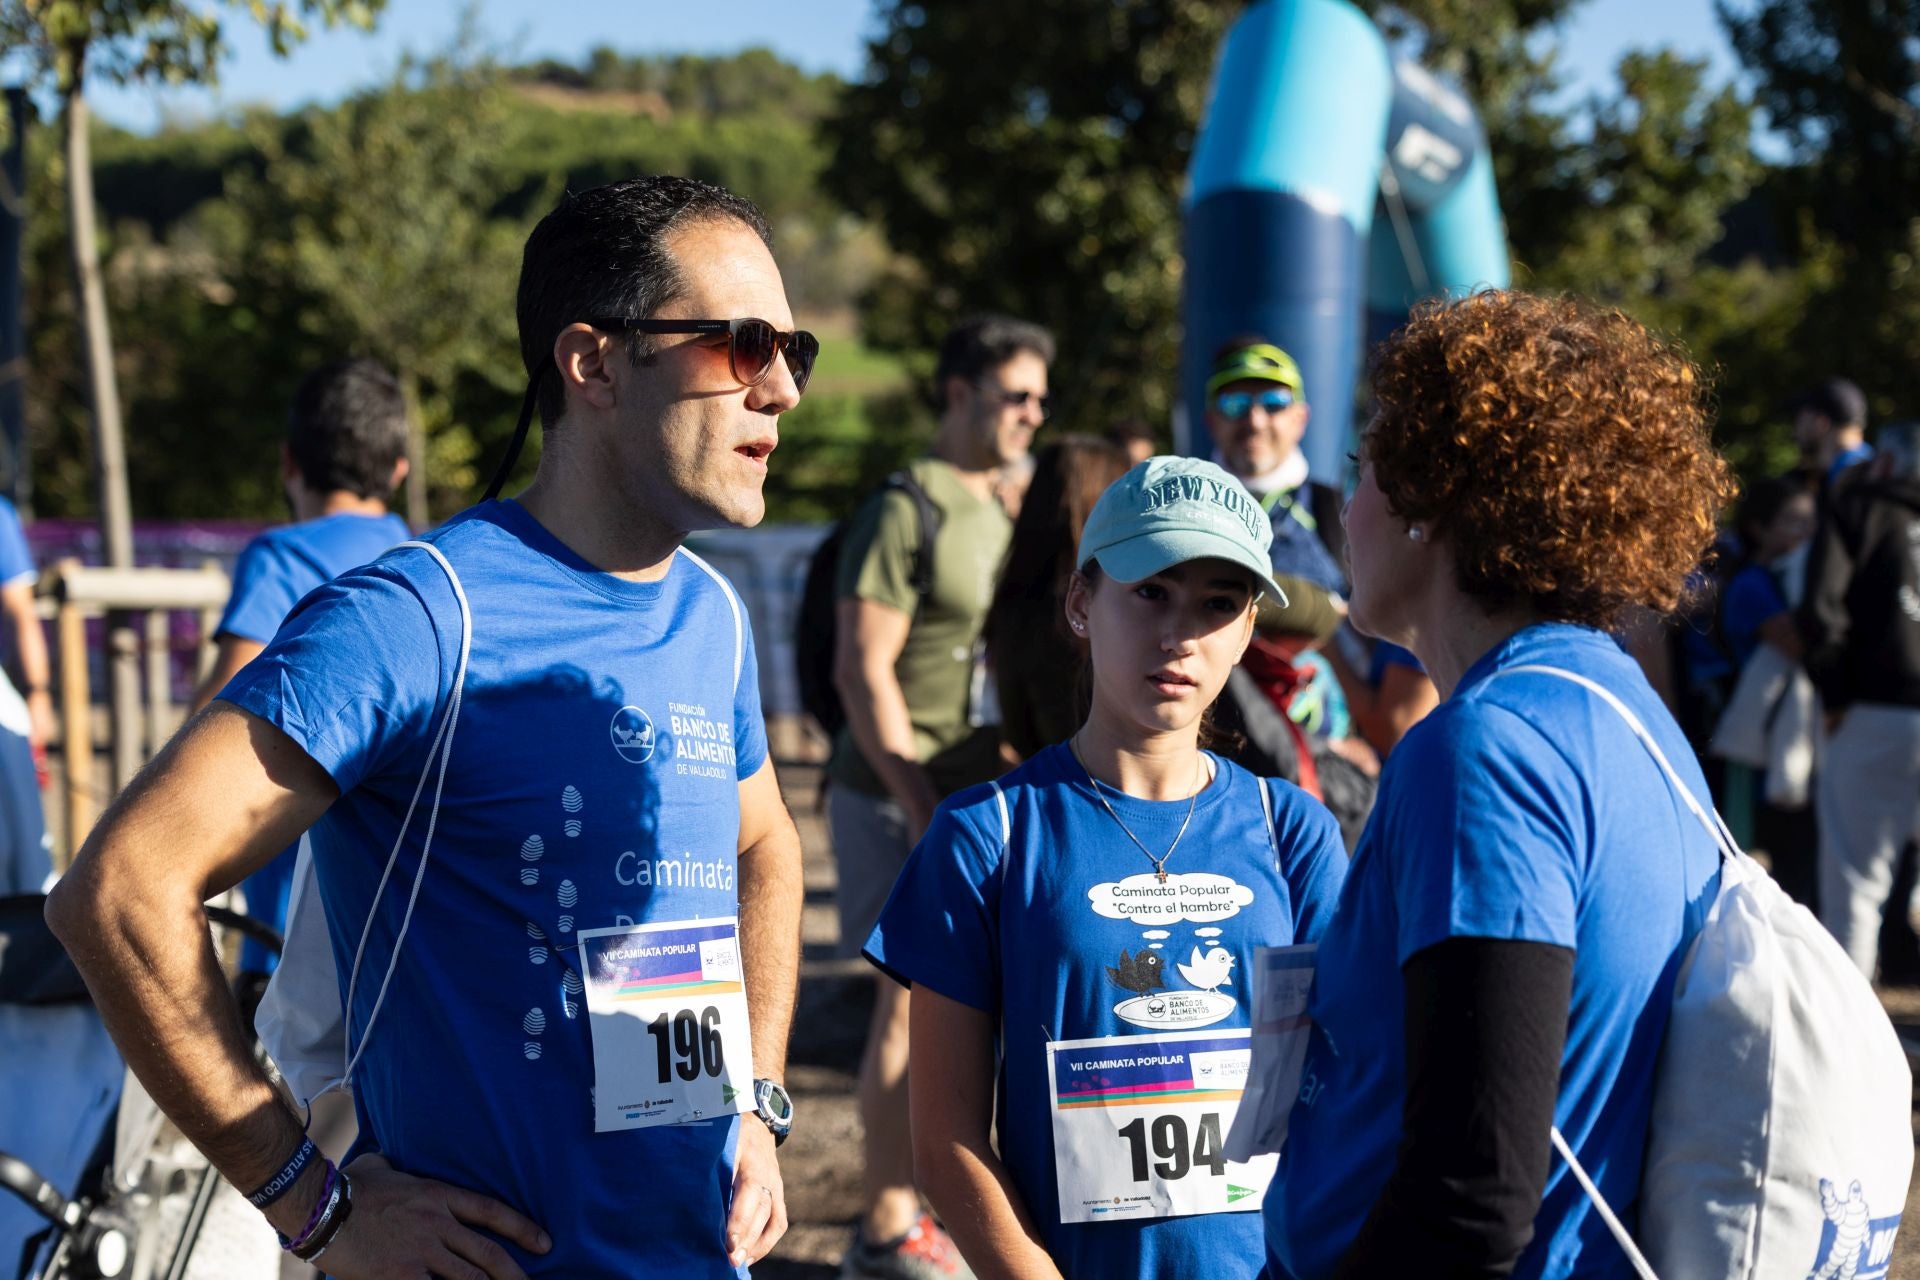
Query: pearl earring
1407 526 1424 542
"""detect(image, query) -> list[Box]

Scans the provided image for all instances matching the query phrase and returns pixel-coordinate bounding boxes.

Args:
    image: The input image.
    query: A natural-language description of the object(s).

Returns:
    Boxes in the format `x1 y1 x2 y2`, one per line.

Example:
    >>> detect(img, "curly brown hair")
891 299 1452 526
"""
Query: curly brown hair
1364 290 1736 628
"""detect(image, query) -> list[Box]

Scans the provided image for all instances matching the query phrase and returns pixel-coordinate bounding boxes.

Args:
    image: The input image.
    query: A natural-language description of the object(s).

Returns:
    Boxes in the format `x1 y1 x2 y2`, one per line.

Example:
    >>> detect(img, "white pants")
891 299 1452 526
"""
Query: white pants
1816 703 1920 977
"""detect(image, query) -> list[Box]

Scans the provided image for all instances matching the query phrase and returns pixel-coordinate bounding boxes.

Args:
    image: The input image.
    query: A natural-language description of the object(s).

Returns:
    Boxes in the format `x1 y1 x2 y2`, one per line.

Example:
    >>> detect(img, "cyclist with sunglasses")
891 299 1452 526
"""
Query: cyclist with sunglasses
830 314 1053 1280
48 176 812 1279
1203 338 1346 595
865 456 1347 1280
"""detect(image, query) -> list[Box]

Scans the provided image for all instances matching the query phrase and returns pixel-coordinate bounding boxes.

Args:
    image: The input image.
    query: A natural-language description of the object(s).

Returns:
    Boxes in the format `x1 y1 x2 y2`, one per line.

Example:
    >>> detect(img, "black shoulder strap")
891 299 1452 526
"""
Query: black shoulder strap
884 468 942 598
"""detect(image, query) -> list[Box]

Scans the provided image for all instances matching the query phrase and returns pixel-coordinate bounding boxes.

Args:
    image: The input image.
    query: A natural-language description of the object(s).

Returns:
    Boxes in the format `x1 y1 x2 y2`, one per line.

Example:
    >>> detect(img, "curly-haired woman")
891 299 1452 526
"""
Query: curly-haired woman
1262 291 1737 1279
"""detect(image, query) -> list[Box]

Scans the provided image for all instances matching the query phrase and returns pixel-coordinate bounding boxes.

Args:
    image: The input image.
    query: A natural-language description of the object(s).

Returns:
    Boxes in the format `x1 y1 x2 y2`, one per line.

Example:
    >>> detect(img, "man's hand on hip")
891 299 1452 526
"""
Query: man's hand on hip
306 1154 551 1280
726 1114 788 1268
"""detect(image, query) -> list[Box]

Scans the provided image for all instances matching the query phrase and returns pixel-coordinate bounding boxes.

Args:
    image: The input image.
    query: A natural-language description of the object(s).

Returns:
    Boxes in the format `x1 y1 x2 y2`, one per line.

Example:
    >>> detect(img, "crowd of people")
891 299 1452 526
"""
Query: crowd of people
0 171 1910 1279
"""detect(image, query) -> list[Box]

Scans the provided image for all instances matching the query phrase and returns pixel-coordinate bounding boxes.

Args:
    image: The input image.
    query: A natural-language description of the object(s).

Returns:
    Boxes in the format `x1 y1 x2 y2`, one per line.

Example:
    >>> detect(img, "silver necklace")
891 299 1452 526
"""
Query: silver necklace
1070 734 1204 884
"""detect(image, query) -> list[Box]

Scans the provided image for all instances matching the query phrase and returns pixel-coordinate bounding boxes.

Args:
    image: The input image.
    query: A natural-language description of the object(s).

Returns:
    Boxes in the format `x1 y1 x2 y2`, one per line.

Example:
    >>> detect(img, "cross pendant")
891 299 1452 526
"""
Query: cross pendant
1155 867 1169 884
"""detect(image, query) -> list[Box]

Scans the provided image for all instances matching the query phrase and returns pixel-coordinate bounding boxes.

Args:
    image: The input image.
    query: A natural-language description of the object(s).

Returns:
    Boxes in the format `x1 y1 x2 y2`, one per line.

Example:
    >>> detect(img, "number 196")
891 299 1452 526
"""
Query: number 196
647 1006 725 1083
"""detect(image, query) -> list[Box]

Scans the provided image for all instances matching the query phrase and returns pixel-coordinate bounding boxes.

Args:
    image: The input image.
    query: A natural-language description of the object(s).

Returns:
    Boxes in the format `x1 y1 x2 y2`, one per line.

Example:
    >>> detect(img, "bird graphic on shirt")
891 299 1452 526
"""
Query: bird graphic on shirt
1106 949 1168 995
1178 946 1235 993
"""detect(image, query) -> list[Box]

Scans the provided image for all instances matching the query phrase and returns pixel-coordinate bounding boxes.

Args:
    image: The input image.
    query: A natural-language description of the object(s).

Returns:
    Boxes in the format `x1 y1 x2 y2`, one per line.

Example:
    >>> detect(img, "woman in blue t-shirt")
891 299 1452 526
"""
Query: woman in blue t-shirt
866 456 1348 1280
1264 291 1736 1279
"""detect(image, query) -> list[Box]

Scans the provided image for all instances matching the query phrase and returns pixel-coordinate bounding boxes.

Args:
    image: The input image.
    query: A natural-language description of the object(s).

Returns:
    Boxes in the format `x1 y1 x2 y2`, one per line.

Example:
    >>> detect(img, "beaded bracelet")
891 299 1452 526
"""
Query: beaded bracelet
246 1135 319 1209
293 1169 354 1262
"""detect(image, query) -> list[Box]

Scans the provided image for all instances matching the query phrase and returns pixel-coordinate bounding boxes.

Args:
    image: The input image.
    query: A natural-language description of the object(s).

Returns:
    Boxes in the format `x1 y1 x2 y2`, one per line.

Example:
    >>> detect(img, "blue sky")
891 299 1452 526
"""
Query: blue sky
47 0 1746 135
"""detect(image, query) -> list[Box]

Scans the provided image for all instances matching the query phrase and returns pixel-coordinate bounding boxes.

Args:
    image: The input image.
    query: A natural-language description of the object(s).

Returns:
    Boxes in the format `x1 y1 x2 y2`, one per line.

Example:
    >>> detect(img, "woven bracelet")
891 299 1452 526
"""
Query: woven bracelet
246 1135 319 1210
278 1160 338 1252
293 1169 354 1262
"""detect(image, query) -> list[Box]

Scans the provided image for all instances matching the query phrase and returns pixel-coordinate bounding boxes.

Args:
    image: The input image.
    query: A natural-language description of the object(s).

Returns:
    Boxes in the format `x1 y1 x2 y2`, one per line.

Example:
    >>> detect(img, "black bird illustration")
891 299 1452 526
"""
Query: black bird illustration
1105 949 1168 995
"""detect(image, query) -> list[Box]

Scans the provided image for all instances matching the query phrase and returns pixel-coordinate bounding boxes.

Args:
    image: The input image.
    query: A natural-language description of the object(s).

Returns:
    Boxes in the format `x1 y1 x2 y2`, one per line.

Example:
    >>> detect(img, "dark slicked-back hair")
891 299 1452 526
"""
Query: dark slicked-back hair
933 314 1055 412
287 358 409 499
516 176 772 428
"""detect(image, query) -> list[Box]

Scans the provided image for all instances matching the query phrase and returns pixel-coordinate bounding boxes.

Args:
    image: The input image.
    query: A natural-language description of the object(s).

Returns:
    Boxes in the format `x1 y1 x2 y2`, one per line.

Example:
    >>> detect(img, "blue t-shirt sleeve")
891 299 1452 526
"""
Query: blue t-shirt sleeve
1720 567 1788 654
1367 640 1424 686
733 605 768 780
0 499 34 587
218 535 309 644
1383 702 1585 964
216 559 451 794
1265 781 1348 944
863 794 1002 1012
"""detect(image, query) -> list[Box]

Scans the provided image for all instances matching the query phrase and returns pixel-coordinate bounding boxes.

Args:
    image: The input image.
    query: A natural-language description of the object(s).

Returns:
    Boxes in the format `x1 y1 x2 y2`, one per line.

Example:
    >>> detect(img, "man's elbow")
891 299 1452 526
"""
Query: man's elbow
44 854 105 950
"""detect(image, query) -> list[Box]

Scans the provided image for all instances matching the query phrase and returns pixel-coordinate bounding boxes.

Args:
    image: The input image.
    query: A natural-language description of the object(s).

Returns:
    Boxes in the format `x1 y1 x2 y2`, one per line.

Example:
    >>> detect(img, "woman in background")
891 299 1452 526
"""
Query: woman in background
1718 476 1819 907
985 435 1128 761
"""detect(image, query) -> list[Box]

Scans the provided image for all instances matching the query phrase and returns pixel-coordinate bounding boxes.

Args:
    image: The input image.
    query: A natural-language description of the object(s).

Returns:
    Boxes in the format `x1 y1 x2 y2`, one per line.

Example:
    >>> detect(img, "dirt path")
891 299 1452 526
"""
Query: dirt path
758 760 868 1279
757 758 1920 1278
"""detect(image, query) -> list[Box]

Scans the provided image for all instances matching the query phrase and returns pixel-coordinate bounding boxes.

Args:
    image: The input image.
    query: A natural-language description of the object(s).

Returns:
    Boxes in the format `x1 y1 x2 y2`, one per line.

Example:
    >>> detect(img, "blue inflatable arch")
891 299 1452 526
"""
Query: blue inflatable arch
1180 0 1511 483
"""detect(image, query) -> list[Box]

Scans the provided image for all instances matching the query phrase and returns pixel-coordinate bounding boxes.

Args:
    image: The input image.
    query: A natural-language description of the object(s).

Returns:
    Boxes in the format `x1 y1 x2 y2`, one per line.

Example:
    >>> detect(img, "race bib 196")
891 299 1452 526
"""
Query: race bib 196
578 918 755 1133
1046 1028 1277 1224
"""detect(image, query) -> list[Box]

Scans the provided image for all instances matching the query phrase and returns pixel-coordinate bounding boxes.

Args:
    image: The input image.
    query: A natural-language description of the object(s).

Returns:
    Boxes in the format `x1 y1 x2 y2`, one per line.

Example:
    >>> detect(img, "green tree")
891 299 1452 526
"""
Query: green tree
821 0 1239 433
0 0 383 557
227 56 530 523
2 0 381 790
1719 0 1920 427
1529 51 1756 299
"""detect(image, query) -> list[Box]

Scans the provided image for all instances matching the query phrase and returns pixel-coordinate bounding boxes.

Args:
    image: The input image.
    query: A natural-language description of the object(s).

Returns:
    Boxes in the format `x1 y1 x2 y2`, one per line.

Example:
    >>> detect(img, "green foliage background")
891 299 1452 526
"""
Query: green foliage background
7 1 1918 526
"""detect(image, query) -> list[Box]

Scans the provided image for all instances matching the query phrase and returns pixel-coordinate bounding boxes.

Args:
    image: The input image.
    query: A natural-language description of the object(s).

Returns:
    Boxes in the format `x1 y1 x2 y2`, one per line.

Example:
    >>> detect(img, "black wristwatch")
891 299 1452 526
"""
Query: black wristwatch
751 1078 793 1146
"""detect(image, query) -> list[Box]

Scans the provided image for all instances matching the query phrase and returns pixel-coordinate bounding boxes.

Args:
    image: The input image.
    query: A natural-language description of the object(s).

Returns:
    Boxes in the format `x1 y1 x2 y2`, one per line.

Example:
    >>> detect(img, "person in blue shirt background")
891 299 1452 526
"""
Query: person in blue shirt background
0 494 52 893
1715 477 1821 911
869 455 1347 1280
1265 291 1737 1279
48 175 811 1279
187 357 413 985
1790 376 1873 492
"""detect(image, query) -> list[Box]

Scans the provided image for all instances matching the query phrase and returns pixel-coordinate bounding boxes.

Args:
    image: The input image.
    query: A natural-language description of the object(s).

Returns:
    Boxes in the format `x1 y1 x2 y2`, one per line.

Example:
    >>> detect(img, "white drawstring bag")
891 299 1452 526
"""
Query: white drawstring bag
255 541 473 1110
1493 666 1912 1280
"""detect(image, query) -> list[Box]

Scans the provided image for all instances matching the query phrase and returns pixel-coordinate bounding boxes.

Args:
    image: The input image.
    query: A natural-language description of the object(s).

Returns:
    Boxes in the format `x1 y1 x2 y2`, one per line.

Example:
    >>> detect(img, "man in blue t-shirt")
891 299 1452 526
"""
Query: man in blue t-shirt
48 176 812 1279
187 358 412 981
0 495 52 892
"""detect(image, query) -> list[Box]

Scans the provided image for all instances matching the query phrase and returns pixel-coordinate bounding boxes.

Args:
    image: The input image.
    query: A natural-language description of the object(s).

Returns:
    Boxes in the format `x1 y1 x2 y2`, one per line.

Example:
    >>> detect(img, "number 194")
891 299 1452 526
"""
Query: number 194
1116 1113 1227 1181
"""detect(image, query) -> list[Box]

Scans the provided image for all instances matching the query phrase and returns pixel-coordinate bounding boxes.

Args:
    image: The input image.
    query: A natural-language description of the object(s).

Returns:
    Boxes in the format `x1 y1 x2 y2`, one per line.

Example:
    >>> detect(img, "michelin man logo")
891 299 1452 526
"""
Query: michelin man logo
1809 1178 1900 1280
610 706 656 763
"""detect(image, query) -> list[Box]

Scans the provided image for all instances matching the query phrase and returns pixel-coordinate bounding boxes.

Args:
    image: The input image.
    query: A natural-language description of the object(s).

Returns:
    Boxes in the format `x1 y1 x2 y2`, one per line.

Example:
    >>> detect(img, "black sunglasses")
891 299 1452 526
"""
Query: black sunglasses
587 316 819 395
980 382 1051 418
484 316 820 500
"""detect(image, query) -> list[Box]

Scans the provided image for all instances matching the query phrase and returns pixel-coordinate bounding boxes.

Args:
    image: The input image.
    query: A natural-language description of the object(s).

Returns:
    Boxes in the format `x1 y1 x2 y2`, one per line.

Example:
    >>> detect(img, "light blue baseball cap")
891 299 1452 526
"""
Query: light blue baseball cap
1076 456 1289 606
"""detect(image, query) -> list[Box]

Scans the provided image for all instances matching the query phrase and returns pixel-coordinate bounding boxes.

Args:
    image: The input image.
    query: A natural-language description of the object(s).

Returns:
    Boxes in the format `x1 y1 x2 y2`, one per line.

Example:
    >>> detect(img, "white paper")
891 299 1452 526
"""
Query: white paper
1223 943 1316 1163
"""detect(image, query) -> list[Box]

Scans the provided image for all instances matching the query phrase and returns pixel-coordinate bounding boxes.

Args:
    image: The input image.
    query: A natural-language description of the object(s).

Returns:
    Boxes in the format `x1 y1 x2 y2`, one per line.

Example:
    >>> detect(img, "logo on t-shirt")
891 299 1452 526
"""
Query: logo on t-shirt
609 706 657 763
1089 875 1254 1030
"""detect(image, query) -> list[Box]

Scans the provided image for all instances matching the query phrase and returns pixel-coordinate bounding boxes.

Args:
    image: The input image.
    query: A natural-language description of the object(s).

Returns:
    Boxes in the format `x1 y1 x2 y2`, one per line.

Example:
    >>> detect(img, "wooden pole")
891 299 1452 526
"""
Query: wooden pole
55 563 91 864
144 608 168 760
62 80 143 800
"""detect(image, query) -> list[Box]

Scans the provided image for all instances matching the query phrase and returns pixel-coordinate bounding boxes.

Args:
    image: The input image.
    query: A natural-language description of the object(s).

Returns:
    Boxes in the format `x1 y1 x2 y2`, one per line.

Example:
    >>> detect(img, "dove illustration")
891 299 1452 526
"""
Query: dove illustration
1178 946 1235 993
1105 949 1168 995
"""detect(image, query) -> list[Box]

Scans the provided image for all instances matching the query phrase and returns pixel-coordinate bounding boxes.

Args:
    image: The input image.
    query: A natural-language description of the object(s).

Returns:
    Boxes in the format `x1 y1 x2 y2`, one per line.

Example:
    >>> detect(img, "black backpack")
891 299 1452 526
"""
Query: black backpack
796 470 942 738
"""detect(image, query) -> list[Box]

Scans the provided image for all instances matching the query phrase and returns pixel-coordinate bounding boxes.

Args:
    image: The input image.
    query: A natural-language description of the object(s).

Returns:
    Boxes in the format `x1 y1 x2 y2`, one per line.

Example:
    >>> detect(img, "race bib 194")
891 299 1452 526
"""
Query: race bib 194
578 918 754 1133
1046 1028 1277 1224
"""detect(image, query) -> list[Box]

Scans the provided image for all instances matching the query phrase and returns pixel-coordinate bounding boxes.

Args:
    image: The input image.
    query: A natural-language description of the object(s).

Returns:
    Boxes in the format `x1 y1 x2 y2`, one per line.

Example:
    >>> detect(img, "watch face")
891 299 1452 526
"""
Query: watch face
756 1079 793 1125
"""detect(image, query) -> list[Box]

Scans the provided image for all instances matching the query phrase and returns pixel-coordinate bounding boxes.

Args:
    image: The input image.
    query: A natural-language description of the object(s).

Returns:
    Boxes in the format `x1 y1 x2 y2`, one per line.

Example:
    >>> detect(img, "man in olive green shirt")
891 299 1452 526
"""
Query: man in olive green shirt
829 314 1052 1279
